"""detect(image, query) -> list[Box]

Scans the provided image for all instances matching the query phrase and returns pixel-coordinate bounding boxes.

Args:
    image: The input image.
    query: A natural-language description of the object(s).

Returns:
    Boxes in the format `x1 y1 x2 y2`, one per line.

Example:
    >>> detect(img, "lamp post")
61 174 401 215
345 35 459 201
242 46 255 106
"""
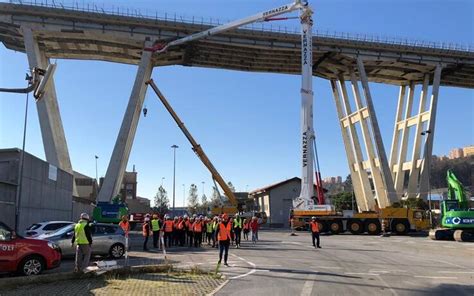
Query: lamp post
161 177 165 187
94 155 99 184
421 130 432 227
201 181 205 197
182 184 185 207
171 145 179 215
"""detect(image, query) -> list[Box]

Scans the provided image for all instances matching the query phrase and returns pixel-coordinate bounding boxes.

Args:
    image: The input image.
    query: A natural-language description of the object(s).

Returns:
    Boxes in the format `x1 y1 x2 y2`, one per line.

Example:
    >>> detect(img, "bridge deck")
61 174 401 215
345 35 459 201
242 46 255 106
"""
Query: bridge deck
1 3 473 88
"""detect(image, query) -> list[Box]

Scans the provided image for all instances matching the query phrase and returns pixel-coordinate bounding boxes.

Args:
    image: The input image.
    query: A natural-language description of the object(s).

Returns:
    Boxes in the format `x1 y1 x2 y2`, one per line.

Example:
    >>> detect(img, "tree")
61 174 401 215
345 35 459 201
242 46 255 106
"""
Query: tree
188 184 199 214
153 186 169 215
111 194 122 204
227 181 236 192
343 174 353 192
330 191 357 212
200 194 209 214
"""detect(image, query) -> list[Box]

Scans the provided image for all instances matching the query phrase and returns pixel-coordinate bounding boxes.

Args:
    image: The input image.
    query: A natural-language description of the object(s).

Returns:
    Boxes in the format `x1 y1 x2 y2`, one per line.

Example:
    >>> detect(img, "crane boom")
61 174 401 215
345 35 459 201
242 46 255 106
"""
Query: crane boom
147 1 305 53
145 79 240 209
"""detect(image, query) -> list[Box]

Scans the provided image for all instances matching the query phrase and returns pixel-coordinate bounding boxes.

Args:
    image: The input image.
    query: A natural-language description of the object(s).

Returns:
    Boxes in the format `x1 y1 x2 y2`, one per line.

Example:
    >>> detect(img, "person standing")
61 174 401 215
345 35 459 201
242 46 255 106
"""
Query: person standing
151 214 161 249
217 213 232 267
233 213 243 248
206 217 213 245
187 217 195 247
250 216 259 244
309 217 321 248
142 215 151 251
163 215 174 248
72 213 92 273
193 216 203 248
243 218 250 241
212 216 219 248
118 215 130 251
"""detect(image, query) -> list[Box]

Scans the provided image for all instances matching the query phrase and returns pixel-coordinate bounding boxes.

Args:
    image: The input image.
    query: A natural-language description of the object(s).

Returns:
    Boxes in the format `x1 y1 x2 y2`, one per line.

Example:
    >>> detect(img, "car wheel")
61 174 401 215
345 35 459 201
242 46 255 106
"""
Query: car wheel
19 256 45 276
109 243 125 259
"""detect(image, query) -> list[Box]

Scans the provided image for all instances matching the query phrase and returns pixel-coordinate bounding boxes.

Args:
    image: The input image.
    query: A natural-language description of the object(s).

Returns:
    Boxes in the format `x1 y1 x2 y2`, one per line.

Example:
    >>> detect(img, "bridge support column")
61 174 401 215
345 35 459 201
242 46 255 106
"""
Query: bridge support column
97 43 153 202
390 66 442 199
330 79 374 212
22 27 77 195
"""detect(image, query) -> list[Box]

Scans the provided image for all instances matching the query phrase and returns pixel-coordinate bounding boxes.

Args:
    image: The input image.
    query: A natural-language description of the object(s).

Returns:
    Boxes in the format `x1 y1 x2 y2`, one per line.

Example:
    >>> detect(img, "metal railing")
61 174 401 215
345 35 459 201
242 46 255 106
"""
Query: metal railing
5 0 474 53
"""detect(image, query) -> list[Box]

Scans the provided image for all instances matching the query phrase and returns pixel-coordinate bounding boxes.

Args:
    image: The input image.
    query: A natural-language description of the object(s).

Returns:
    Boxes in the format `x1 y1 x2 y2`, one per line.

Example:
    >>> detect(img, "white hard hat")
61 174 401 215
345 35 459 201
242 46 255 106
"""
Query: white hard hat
80 213 90 220
312 216 316 220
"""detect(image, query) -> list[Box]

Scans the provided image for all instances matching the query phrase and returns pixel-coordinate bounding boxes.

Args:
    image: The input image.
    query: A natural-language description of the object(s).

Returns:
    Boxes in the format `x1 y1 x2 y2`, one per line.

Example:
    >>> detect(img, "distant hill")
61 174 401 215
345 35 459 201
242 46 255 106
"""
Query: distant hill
431 155 473 191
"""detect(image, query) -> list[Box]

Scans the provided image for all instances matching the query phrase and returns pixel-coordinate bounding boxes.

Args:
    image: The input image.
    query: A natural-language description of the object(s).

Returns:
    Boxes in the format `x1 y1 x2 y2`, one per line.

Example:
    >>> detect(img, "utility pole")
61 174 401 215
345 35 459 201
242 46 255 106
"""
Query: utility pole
95 155 99 185
421 130 432 227
201 181 205 197
161 177 165 187
171 145 179 215
182 183 185 207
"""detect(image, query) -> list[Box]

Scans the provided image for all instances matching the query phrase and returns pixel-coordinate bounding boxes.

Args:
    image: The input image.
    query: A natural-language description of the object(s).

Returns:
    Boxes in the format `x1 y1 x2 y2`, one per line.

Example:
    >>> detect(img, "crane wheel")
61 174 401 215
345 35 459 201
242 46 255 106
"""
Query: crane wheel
329 220 343 234
348 220 363 234
392 219 409 235
366 220 381 235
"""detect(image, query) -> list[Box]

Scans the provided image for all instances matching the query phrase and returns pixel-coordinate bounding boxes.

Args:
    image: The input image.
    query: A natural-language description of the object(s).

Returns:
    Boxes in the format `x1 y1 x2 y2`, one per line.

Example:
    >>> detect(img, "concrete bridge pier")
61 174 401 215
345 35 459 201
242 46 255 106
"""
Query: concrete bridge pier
22 26 77 196
389 65 442 200
97 41 154 202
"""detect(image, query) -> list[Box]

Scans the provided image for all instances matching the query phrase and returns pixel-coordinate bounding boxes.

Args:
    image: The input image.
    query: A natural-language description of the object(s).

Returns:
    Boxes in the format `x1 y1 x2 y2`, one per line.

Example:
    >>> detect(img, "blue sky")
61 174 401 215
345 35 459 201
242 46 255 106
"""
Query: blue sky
1 0 473 206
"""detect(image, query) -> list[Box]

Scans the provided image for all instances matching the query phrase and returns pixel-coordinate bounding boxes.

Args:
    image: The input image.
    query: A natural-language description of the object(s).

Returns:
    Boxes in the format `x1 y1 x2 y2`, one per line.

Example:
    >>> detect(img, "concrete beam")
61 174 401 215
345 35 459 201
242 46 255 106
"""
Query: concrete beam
356 57 397 206
97 42 153 202
22 27 76 195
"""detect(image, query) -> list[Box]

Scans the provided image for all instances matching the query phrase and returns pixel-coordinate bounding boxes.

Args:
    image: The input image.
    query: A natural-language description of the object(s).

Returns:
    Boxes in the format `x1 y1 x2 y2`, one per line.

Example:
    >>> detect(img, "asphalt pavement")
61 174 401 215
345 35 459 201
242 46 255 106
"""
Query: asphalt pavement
43 230 474 296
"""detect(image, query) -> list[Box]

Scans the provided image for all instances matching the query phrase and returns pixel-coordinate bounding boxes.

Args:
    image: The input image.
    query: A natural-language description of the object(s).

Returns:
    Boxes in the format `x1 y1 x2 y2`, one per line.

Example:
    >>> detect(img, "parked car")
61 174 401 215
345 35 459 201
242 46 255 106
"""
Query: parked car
40 223 126 259
25 221 74 237
0 221 61 276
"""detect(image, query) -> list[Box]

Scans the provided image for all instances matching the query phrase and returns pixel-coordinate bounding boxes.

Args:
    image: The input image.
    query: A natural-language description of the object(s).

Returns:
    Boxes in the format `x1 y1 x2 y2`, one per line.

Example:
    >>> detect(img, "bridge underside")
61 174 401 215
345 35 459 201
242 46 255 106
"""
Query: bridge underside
1 3 473 88
1 3 473 207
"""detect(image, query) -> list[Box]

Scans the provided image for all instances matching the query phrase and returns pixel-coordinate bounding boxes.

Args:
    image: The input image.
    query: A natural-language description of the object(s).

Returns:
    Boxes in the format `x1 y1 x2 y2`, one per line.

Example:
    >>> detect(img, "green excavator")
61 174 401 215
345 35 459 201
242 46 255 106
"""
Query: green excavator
429 170 474 242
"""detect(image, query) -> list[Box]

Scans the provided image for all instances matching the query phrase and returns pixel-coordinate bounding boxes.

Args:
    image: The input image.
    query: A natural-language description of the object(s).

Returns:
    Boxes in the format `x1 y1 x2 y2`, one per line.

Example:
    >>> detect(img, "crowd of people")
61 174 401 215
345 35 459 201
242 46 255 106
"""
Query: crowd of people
134 212 263 253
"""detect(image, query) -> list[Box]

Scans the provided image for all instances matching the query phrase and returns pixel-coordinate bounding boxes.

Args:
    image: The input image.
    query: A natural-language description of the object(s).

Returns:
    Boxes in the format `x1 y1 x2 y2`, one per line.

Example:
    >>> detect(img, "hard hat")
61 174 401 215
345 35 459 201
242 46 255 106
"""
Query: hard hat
193 214 197 218
145 213 151 218
222 213 229 220
80 213 90 220
164 214 169 219
144 217 150 222
184 215 188 218
235 213 240 217
311 216 316 220
174 216 178 220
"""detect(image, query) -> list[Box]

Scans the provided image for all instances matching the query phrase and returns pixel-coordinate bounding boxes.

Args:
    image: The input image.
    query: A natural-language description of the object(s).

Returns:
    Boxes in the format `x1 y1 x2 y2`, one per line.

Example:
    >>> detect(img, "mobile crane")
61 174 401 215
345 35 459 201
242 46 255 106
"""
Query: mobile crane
429 170 474 242
142 1 314 219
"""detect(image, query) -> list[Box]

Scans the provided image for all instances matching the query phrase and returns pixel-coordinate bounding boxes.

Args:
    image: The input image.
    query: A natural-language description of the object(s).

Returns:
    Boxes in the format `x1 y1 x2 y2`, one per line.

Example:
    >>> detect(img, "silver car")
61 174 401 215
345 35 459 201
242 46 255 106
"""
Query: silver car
39 223 126 259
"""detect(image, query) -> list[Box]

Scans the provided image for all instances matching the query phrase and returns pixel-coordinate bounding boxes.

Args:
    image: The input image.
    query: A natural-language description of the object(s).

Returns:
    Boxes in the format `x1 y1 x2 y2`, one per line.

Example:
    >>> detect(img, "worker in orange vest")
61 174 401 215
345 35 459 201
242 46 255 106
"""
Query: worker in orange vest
243 218 250 241
187 217 195 247
142 214 151 251
193 216 204 248
177 216 185 246
309 216 321 248
217 213 232 267
119 215 131 251
163 215 174 248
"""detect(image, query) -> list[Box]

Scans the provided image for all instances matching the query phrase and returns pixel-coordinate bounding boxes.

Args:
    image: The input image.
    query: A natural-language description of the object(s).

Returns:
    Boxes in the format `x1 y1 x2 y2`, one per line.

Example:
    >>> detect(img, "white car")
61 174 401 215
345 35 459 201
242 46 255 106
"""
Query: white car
25 221 74 237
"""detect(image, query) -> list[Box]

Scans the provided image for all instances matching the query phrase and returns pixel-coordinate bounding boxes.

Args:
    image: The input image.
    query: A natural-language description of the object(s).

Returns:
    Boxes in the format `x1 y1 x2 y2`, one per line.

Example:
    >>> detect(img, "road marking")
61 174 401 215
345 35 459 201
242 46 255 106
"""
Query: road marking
300 274 316 296
414 276 458 279
437 271 474 274
432 259 465 269
344 272 379 276
255 269 271 272
262 264 282 267
229 254 256 280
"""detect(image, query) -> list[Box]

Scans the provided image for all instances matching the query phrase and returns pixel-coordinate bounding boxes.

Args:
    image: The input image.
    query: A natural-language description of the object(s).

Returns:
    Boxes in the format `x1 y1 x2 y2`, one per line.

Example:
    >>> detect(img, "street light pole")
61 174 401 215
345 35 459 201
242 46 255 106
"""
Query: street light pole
171 145 179 215
182 184 185 207
95 155 99 184
201 181 205 197
421 130 433 228
161 177 165 187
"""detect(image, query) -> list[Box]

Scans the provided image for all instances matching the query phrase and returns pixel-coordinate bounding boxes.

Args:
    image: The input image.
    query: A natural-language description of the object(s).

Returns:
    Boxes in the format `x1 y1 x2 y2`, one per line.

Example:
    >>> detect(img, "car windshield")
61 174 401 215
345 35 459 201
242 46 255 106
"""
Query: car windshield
44 224 74 237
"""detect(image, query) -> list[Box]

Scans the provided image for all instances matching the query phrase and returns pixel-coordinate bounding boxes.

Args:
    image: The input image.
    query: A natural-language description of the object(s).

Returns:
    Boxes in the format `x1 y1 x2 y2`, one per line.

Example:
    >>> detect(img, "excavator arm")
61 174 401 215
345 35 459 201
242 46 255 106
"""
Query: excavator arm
446 169 468 210
145 79 240 210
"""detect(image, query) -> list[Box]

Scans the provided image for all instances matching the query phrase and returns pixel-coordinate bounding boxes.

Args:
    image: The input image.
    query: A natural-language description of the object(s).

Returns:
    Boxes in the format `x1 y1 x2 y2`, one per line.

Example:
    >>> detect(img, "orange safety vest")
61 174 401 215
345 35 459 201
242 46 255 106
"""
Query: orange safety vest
310 221 320 233
218 222 232 241
142 222 150 237
193 222 203 233
177 221 184 230
243 222 249 230
119 221 130 235
164 220 174 232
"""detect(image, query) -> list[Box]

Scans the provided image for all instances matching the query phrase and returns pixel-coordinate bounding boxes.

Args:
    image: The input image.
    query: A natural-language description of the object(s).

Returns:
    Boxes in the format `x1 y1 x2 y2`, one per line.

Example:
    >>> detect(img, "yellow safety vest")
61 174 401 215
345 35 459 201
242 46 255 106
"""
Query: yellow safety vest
233 217 242 228
74 220 89 245
151 219 160 231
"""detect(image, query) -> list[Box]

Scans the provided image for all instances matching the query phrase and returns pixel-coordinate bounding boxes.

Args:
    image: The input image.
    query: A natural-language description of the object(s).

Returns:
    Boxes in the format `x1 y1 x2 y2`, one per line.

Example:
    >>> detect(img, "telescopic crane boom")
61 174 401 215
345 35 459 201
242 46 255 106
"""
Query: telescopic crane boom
145 79 241 211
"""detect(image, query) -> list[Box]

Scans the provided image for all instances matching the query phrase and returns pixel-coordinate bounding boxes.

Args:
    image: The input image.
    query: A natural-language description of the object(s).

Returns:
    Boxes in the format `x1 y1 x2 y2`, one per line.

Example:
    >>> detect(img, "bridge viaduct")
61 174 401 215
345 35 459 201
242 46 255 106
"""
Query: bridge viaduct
1 2 473 211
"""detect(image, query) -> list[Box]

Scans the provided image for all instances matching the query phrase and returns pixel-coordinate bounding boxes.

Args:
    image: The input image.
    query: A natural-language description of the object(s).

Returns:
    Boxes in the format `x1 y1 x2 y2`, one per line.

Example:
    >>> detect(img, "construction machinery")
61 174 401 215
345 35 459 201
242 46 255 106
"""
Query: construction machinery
429 170 474 242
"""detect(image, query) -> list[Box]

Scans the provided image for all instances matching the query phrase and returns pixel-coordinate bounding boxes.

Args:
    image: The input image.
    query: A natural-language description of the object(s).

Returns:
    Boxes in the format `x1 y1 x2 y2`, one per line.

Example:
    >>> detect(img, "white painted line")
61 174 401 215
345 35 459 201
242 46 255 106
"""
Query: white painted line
255 269 271 272
262 264 282 267
229 254 257 280
206 279 229 296
300 275 316 296
437 271 474 274
317 266 343 270
344 272 379 276
414 276 458 279
432 259 465 269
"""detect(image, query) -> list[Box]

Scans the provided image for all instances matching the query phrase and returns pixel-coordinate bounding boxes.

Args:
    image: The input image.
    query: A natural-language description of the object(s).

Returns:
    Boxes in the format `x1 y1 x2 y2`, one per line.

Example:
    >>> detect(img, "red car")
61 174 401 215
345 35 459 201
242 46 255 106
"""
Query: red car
0 221 61 276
